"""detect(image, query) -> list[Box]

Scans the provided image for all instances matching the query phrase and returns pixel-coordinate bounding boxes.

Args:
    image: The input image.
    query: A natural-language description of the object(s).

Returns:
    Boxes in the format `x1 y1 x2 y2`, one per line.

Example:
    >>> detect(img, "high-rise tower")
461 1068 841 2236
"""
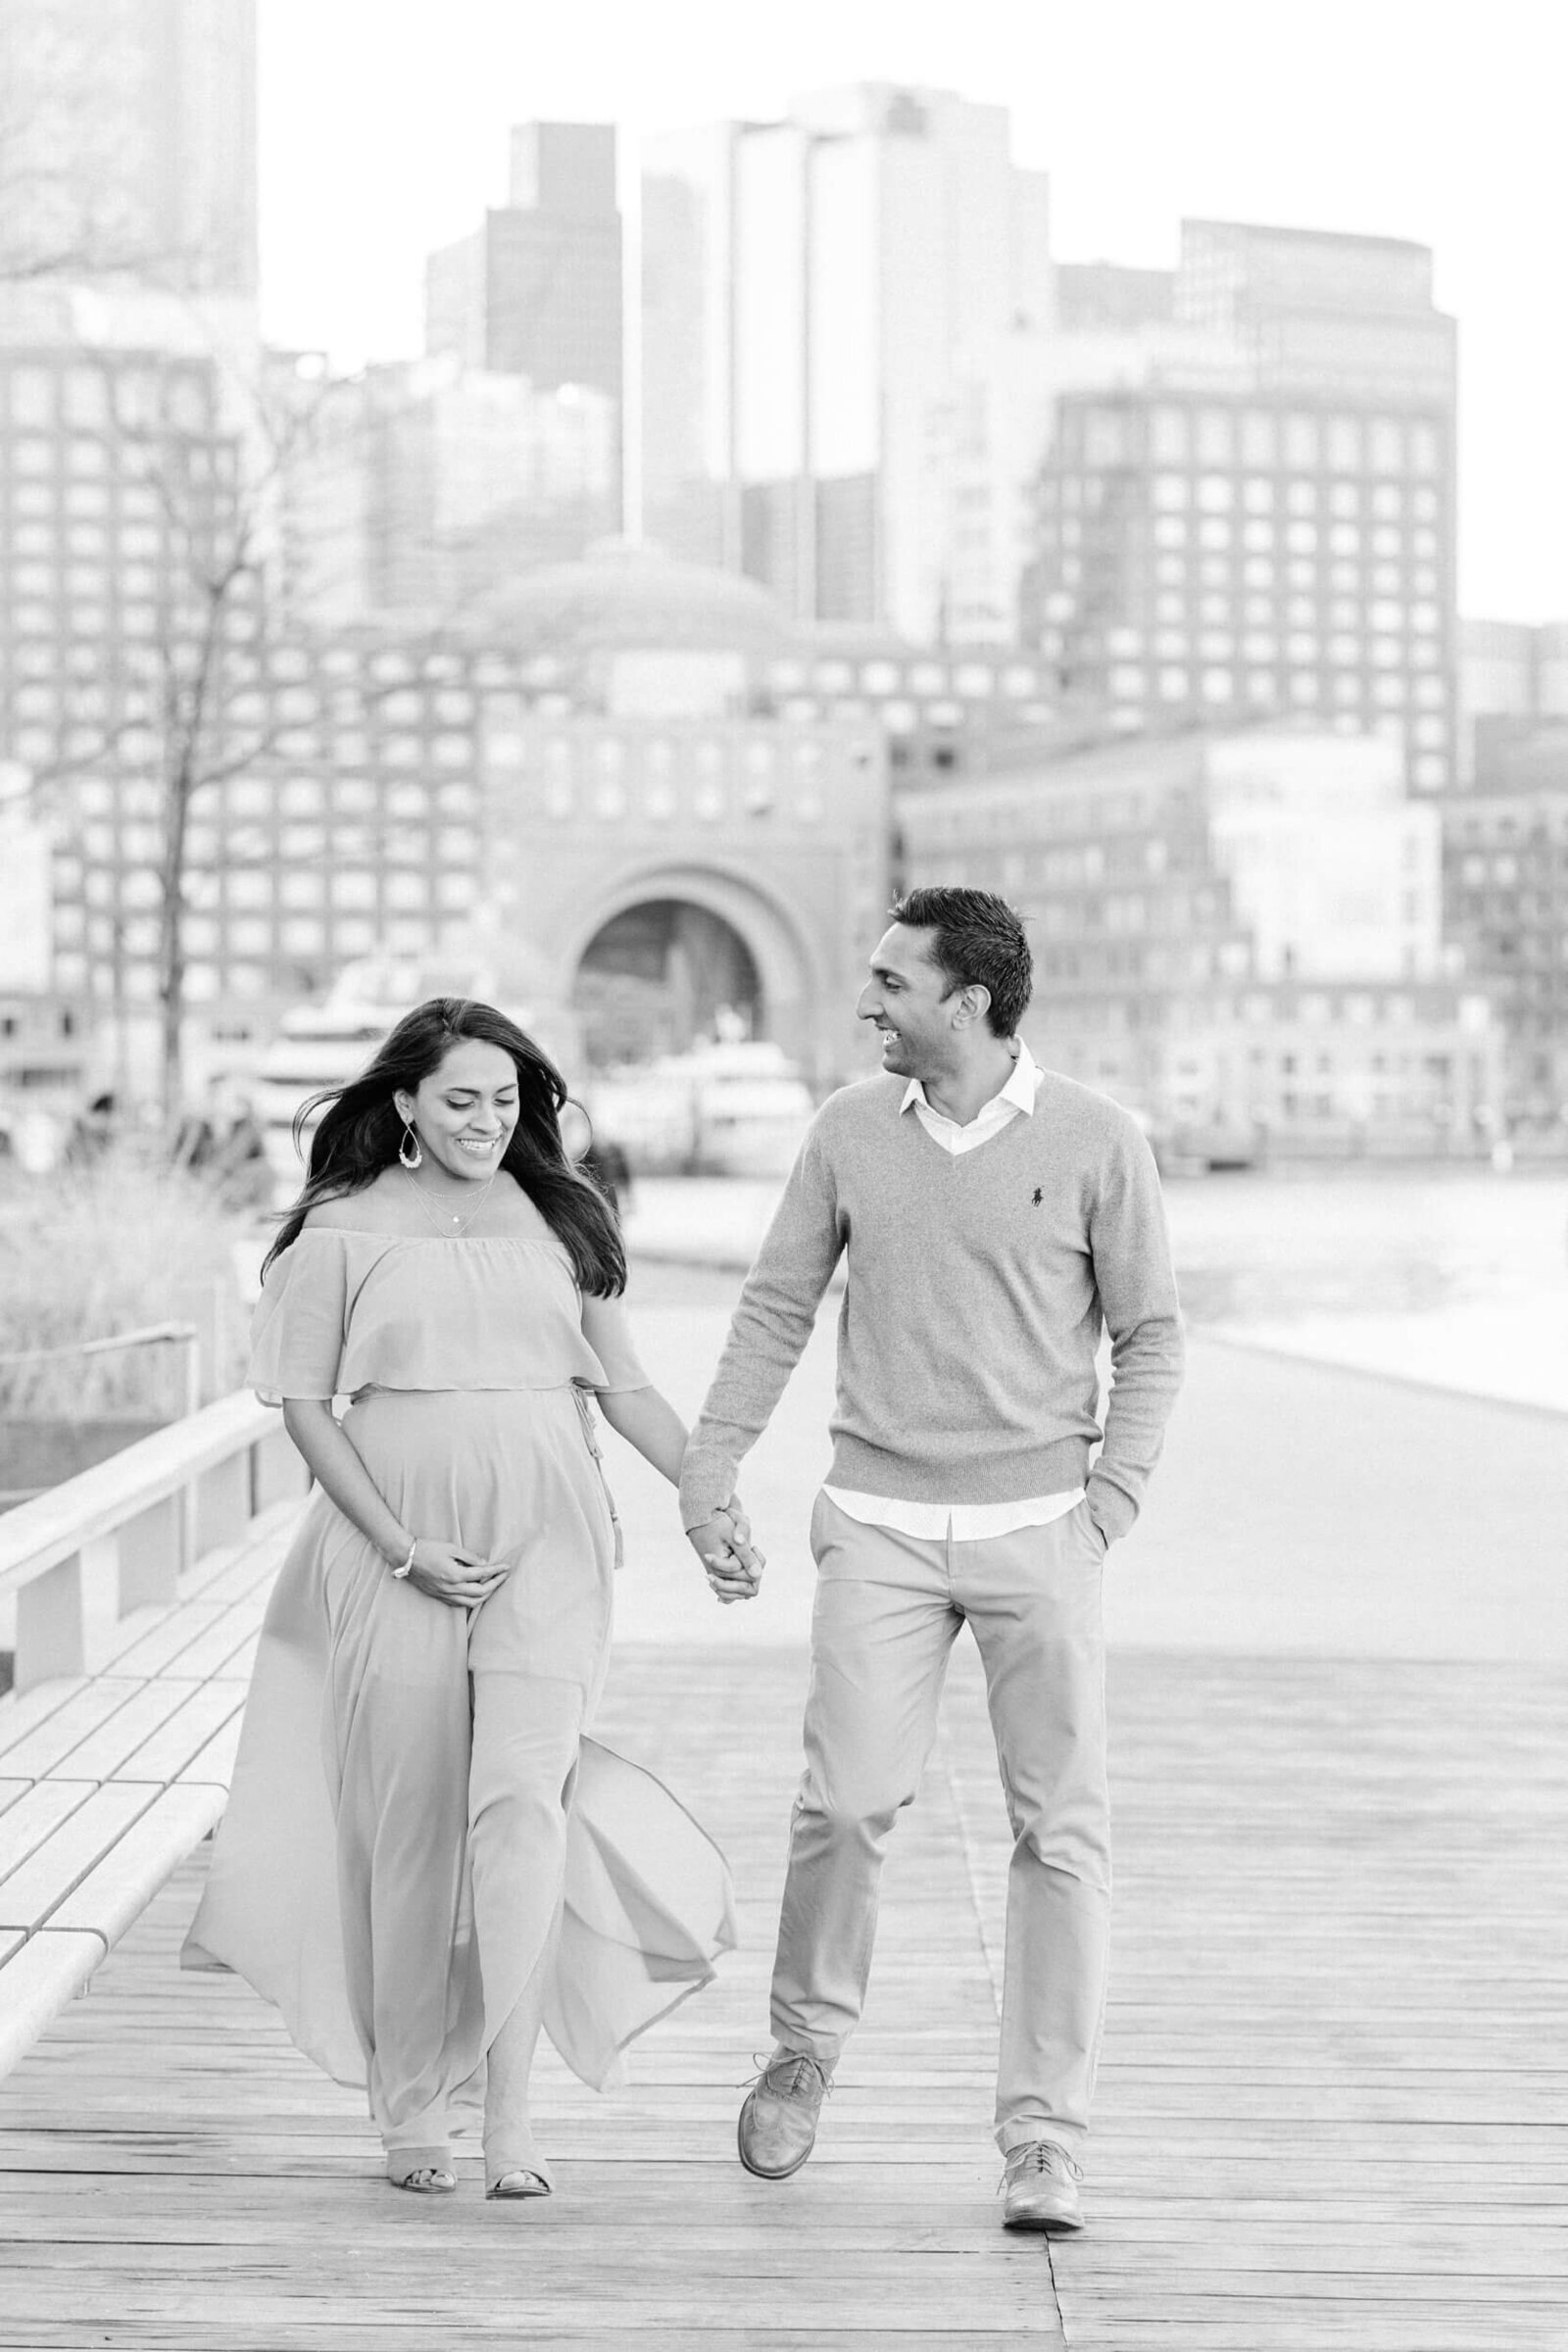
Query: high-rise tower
425 123 623 406
640 86 1054 644
1024 223 1459 788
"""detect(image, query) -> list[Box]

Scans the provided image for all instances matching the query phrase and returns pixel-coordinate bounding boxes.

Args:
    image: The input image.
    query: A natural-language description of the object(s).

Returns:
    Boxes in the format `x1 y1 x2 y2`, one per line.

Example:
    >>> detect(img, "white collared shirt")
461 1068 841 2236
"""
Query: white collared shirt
823 1039 1086 1544
821 1484 1086 1543
901 1036 1045 1155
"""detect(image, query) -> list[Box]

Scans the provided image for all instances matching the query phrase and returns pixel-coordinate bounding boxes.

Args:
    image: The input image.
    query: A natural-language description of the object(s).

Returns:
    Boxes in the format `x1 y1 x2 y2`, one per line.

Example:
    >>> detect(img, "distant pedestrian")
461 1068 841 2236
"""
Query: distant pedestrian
185 999 758 2198
172 1109 217 1170
213 1100 270 1207
582 1134 634 1218
65 1091 117 1166
679 888 1185 2231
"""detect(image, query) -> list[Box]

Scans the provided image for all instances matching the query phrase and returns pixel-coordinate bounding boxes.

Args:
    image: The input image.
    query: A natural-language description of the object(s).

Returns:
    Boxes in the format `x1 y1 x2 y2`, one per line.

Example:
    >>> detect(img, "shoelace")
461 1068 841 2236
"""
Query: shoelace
1001 2141 1083 2187
741 2050 834 2102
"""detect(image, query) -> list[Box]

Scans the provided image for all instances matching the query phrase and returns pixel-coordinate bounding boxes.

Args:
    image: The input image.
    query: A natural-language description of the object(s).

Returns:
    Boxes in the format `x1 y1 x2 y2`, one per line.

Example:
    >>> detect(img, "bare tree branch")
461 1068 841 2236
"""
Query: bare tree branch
8 310 570 1140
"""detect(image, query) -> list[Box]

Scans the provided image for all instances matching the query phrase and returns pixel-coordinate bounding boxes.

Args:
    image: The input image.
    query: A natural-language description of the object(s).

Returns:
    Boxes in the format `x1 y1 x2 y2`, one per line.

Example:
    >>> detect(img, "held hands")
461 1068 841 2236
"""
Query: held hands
686 1500 765 1605
402 1539 510 1609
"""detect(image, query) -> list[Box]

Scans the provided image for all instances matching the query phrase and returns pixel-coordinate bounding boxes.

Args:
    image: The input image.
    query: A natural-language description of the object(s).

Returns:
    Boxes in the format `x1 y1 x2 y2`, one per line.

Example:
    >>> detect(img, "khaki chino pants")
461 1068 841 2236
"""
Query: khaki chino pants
771 1491 1112 2154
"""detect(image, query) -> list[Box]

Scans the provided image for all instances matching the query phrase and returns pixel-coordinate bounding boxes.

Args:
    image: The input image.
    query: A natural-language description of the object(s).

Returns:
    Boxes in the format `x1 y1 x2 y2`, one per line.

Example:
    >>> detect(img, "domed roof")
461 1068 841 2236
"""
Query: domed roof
473 538 794 660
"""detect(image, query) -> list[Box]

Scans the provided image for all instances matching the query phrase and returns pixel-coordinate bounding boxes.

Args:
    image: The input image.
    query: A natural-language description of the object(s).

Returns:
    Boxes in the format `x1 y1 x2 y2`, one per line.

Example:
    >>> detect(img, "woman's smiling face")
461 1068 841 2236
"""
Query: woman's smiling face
395 1039 520 1183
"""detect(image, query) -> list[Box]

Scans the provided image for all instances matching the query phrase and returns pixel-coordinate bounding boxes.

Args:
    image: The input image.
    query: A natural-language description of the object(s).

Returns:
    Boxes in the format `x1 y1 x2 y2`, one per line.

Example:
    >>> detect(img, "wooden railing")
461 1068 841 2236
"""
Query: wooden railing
0 1321 204 1509
0 1394 311 2080
0 1394 305 1691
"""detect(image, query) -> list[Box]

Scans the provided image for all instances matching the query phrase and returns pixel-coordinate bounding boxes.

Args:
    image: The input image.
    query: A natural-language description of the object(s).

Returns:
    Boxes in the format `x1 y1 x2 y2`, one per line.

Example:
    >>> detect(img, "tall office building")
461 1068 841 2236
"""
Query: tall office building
1176 220 1456 409
1445 623 1568 1124
640 85 1054 644
0 0 259 298
1024 224 1458 788
900 727 1500 1150
1054 264 1174 335
277 356 618 630
1443 764 1568 1130
1456 618 1568 782
425 123 623 405
0 340 258 1064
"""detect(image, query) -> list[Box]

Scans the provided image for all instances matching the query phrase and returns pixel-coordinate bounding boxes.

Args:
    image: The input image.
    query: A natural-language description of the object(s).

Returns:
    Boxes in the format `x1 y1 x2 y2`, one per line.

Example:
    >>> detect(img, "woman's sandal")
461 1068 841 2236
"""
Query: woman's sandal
387 2146 457 2194
485 2149 554 2200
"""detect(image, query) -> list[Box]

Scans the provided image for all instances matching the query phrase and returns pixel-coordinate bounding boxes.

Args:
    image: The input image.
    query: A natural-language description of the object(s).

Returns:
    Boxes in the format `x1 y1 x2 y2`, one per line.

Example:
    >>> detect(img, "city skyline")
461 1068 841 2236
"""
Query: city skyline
253 1 1563 626
2 0 1560 1146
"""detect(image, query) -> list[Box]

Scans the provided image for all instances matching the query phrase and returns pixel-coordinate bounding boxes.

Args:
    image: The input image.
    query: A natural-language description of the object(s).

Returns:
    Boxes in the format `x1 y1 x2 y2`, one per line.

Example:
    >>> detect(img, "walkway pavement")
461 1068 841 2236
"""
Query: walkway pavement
1 1277 1563 2347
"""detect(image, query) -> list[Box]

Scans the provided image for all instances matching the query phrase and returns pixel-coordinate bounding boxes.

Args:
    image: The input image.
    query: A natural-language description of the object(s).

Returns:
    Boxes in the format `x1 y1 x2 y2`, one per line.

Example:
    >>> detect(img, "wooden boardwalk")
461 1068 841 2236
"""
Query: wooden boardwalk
2 1631 1563 2349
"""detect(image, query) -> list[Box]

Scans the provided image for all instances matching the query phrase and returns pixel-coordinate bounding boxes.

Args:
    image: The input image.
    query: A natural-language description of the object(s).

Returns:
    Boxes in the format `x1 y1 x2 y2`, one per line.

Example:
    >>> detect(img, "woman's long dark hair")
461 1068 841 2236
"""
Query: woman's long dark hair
264 998 625 1295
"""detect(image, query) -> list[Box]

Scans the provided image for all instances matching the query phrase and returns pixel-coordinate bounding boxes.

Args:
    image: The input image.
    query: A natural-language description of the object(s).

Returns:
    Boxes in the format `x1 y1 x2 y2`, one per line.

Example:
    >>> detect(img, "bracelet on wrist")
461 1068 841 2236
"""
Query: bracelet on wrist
390 1538 417 1580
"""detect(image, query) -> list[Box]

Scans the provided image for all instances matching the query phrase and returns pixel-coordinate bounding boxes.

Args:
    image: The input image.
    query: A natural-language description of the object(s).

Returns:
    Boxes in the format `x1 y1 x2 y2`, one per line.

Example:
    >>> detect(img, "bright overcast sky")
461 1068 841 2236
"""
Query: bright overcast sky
258 0 1567 622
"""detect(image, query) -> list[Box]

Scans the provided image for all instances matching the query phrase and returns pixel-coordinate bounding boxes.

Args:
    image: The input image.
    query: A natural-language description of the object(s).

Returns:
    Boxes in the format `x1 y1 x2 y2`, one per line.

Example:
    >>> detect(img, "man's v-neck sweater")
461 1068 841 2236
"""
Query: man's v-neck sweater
679 1067 1184 1545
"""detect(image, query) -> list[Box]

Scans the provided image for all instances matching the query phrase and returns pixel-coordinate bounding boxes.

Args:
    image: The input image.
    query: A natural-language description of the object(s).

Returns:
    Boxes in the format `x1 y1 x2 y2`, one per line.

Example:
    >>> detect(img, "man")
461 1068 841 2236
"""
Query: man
680 887 1184 2231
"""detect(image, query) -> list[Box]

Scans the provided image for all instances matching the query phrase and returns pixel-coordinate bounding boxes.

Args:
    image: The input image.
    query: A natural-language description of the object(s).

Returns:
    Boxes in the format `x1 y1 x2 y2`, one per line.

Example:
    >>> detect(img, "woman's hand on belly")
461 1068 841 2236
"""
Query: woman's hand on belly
406 1540 511 1610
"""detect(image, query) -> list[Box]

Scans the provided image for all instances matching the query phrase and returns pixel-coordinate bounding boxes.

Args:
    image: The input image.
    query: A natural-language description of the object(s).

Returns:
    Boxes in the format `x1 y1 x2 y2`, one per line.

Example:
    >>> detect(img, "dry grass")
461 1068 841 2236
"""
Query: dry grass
0 1151 250 1419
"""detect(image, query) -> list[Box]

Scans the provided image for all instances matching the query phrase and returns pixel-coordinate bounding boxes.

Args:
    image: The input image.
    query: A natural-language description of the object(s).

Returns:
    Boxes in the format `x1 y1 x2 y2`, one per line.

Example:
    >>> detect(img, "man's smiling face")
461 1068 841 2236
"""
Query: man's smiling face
855 923 958 1082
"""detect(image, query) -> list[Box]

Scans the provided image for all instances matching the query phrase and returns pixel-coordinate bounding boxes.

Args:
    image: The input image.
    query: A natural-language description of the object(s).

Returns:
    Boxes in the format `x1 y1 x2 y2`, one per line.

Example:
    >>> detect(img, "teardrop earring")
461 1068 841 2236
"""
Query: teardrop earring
399 1120 423 1171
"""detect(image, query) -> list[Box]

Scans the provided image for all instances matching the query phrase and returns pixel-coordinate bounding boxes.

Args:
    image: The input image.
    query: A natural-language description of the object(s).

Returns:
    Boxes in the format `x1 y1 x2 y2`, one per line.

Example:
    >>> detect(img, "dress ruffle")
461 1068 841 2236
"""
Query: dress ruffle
248 1227 650 1405
185 1721 737 2099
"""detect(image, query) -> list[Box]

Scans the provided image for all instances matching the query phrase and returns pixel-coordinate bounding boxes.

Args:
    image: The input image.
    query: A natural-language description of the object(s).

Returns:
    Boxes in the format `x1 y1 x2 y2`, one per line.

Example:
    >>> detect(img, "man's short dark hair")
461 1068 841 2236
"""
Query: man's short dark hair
891 886 1033 1038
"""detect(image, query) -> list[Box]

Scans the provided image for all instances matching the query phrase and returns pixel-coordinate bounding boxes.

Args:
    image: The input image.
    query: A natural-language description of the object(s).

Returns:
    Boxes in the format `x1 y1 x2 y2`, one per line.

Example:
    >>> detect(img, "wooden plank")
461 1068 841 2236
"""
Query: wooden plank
1 2193 1558 2255
0 1678 145 1779
178 1499 298 1602
0 2281 1054 2334
174 1715 243 1792
0 1780 98 1883
109 1683 246 1788
0 1784 157 1933
0 1675 93 1763
0 1929 104 2077
152 1613 262 1684
0 1776 35 1821
0 2322 1043 2352
47 1681 204 1783
1053 2316 1546 2352
49 1786 225 1945
108 1603 231 1680
187 1533 293 1611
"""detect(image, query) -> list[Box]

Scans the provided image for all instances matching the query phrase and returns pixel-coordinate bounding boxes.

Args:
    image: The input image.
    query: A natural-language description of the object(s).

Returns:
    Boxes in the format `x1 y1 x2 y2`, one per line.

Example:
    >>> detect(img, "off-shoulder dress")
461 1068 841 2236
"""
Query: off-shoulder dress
182 1215 735 2156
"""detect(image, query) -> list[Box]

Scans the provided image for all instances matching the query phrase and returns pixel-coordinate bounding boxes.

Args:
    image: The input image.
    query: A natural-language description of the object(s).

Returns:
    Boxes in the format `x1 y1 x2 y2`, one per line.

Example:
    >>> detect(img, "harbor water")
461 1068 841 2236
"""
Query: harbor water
622 1164 1568 1417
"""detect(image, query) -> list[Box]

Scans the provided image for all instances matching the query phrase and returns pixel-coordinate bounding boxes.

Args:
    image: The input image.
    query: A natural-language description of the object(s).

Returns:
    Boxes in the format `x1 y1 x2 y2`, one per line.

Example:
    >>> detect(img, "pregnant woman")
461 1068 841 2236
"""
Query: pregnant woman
184 998 759 2197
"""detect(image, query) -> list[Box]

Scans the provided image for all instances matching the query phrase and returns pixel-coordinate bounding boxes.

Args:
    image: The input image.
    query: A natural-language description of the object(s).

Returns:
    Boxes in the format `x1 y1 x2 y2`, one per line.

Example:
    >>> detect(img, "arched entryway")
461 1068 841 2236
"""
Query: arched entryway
572 900 762 1067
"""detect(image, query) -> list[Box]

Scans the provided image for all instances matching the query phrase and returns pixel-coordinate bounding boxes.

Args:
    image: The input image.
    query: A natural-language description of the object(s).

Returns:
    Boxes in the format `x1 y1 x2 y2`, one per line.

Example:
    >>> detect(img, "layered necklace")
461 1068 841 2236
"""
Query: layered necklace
402 1163 499 1238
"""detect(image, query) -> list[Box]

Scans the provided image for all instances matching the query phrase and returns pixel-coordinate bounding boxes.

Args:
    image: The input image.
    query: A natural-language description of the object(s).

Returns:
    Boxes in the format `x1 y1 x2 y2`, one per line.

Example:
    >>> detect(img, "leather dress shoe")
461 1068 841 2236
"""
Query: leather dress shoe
1001 2140 1084 2231
737 2049 832 2179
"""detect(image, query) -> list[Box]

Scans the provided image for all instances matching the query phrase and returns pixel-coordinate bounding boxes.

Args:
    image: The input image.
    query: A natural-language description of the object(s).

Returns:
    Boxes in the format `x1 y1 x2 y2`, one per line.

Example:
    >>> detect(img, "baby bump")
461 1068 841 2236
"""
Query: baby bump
339 1385 611 1568
341 1385 614 1690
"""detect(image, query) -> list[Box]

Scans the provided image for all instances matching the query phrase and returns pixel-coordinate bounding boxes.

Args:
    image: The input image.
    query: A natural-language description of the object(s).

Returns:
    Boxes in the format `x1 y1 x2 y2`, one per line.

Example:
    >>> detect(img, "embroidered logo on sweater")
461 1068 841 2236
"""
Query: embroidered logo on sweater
1032 1187 1045 1205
